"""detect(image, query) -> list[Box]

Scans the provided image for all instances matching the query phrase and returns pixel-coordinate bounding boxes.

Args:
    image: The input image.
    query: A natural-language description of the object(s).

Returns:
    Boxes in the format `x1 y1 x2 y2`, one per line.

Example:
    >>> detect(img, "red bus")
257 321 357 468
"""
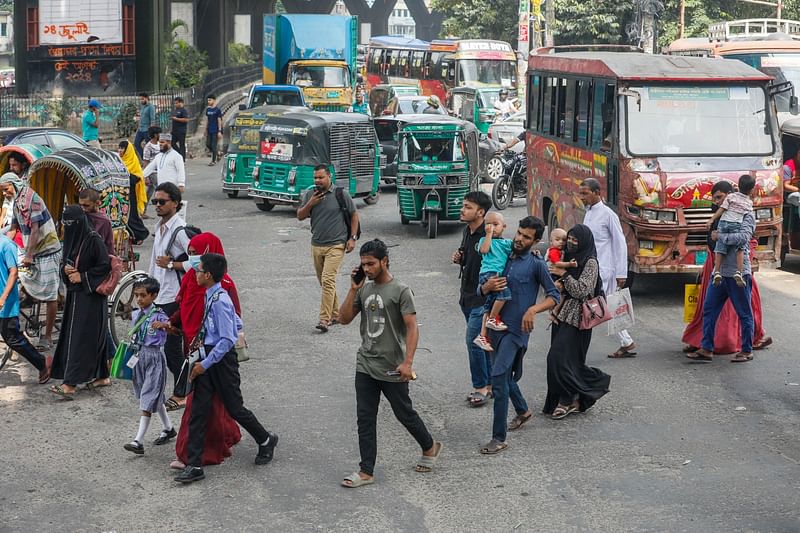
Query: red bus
366 37 518 109
525 51 784 274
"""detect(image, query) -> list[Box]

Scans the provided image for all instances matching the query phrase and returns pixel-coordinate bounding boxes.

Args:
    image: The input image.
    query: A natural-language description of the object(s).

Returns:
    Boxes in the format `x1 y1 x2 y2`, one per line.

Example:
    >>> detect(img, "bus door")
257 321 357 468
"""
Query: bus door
591 81 618 207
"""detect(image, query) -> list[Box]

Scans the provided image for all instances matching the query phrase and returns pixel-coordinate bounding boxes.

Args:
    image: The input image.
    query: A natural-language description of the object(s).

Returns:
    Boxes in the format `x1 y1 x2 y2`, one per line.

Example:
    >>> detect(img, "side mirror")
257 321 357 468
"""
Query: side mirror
238 104 246 111
791 95 799 115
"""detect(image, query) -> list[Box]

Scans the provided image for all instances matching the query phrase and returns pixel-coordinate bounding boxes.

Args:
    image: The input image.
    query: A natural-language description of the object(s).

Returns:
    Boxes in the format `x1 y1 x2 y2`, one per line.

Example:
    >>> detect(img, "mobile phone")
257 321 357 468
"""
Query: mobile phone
387 370 418 380
65 259 75 267
353 265 366 284
314 185 324 193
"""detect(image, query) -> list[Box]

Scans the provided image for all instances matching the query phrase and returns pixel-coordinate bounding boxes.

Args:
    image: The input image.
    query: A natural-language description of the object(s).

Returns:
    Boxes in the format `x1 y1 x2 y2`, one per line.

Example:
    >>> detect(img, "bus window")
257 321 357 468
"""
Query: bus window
556 78 567 137
528 75 541 130
563 79 576 141
411 51 425 78
591 83 615 150
388 50 399 76
601 83 615 148
542 76 556 135
429 51 444 80
369 47 382 74
576 79 591 145
399 51 410 77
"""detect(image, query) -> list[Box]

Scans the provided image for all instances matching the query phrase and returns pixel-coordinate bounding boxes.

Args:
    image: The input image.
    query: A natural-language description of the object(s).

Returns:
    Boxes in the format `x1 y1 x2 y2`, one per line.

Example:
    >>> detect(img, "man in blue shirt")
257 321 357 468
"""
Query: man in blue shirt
82 99 101 148
0 234 50 383
204 94 223 166
134 92 157 160
479 216 559 454
175 253 277 484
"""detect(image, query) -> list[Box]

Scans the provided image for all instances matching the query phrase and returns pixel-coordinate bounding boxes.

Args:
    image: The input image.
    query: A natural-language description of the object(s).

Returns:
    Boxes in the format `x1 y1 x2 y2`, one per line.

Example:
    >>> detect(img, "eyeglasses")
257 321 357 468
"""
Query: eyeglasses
195 268 207 274
151 199 170 206
61 219 76 226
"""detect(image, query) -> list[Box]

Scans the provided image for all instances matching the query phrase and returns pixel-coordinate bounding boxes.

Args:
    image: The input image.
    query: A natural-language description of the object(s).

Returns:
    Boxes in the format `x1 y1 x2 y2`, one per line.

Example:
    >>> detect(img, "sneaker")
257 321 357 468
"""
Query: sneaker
473 335 494 352
733 271 745 287
486 317 508 332
255 432 279 465
712 271 722 286
153 427 177 446
174 465 205 484
123 440 144 455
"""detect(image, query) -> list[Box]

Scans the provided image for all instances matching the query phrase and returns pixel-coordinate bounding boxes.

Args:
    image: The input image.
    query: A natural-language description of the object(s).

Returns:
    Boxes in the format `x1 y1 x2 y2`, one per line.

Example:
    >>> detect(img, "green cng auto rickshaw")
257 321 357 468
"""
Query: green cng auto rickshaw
221 105 307 198
451 86 508 134
249 112 380 211
396 115 480 238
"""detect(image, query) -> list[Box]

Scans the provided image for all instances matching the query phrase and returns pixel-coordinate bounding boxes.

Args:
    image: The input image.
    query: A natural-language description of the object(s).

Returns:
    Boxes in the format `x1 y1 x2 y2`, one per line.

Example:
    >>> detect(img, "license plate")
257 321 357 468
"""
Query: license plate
695 250 708 265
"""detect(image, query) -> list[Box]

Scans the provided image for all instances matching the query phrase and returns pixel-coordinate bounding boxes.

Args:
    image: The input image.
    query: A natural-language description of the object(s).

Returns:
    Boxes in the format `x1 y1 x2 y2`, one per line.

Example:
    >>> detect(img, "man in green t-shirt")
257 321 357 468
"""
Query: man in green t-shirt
337 239 442 488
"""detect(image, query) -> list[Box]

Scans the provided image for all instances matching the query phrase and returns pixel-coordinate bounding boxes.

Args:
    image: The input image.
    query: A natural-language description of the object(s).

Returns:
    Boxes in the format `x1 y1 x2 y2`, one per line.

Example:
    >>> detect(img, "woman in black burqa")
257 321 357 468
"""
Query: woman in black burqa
544 224 611 419
49 205 111 399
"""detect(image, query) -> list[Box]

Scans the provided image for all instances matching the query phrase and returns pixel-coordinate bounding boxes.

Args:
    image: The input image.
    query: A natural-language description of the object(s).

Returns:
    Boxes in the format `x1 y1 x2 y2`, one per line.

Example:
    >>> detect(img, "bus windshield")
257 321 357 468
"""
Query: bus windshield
626 85 774 156
457 60 517 87
290 66 350 88
400 133 465 162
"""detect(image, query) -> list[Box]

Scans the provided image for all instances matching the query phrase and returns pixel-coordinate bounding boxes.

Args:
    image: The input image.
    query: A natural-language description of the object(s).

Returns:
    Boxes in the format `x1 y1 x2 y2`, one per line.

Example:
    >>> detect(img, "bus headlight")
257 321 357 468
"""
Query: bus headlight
642 209 675 222
657 210 676 222
642 209 658 221
755 208 772 220
446 176 461 185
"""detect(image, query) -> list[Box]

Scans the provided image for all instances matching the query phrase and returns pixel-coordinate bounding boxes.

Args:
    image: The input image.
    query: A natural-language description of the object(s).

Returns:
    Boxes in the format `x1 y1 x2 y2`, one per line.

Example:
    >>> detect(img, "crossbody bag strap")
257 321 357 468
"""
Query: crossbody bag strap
127 307 157 341
192 290 223 347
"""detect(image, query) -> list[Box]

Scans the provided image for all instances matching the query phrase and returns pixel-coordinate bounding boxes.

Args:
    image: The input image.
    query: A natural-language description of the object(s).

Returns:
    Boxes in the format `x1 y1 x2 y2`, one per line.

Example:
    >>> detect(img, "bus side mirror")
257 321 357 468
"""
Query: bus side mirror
238 104 246 111
791 95 799 115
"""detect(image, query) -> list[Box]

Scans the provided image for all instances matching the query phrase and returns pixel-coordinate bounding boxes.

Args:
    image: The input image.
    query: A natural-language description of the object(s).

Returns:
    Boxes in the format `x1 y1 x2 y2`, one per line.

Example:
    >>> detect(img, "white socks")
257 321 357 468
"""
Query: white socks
155 403 173 432
134 415 151 444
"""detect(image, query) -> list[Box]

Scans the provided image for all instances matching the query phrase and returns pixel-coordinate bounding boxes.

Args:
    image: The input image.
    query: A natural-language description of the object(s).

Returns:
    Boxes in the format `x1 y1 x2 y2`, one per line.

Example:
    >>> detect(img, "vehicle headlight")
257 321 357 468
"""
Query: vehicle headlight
657 210 676 222
755 208 772 220
446 176 461 185
642 209 658 221
639 240 654 250
404 177 417 186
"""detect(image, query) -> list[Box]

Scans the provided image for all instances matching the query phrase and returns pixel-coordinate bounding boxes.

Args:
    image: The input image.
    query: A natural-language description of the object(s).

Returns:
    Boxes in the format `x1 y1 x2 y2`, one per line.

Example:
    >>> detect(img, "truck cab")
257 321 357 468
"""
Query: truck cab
287 61 352 112
240 85 306 111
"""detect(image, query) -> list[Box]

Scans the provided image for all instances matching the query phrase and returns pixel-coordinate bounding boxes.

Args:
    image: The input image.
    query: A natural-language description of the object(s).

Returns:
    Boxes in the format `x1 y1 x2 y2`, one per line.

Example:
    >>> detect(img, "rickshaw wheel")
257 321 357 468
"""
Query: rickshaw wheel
256 200 275 212
364 191 380 205
427 212 439 239
400 214 410 225
227 191 239 199
109 271 149 346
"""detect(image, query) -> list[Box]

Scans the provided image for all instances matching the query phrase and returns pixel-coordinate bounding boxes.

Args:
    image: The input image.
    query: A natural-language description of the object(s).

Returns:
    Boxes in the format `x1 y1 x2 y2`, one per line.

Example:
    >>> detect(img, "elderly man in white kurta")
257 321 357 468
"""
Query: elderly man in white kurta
580 178 636 358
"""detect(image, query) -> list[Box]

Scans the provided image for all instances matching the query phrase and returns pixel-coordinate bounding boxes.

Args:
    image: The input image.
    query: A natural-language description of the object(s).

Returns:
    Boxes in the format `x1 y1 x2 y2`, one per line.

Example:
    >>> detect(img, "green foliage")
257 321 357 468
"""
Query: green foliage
430 0 519 43
552 0 633 45
49 95 77 129
163 20 209 89
116 101 138 139
228 42 256 66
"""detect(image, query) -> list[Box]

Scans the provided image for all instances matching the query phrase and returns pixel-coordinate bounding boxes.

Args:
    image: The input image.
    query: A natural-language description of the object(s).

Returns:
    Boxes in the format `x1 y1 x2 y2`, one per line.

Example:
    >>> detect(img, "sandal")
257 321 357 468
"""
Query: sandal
731 352 753 363
85 379 111 391
753 337 772 350
165 397 186 412
686 351 713 362
608 343 637 358
169 460 186 470
341 471 374 488
415 441 443 473
316 320 329 333
551 404 578 420
49 384 75 400
468 391 489 408
508 412 532 431
682 345 699 353
480 439 508 455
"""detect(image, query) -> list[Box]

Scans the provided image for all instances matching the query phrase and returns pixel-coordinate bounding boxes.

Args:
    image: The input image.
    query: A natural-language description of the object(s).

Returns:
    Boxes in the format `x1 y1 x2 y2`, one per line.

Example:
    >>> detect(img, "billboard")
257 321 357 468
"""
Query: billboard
39 0 123 45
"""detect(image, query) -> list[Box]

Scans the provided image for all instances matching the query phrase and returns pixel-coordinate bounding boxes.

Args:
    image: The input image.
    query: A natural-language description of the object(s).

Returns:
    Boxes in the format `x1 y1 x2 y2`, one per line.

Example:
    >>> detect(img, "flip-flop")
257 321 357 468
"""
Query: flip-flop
686 352 713 362
551 404 578 420
165 398 186 412
480 439 508 455
85 380 111 391
608 348 637 358
508 412 532 431
468 392 489 408
341 472 374 488
49 384 75 400
415 441 443 473
731 353 753 363
682 345 700 353
753 337 773 350
316 321 329 333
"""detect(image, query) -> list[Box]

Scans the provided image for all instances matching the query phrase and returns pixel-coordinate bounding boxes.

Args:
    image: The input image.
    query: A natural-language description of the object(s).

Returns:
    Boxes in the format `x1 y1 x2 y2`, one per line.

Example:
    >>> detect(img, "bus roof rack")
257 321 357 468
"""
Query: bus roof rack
534 44 643 54
709 19 800 42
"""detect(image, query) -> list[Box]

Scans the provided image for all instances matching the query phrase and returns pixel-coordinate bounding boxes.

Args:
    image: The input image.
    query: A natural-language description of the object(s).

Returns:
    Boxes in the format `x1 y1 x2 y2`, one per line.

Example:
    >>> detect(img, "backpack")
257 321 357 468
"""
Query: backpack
164 224 202 281
334 188 361 240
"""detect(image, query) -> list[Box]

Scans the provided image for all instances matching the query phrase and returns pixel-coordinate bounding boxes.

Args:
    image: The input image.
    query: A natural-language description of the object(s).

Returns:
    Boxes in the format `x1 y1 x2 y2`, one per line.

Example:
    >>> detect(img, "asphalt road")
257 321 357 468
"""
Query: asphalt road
1 161 799 533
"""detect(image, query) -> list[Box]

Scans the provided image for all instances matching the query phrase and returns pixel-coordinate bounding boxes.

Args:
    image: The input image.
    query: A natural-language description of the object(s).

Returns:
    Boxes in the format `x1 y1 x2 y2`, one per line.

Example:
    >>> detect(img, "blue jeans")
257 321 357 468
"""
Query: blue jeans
491 362 528 442
715 220 747 255
461 304 491 389
133 130 148 159
702 275 753 353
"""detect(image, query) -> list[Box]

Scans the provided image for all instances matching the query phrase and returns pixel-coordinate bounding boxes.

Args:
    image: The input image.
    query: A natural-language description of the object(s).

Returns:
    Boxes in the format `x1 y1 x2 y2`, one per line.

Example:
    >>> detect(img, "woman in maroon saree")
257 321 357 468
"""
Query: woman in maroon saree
682 182 772 354
167 232 242 468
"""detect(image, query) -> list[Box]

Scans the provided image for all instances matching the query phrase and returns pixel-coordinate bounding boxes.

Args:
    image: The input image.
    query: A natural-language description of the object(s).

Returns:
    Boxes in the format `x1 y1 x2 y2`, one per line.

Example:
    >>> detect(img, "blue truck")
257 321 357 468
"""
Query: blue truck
262 14 358 112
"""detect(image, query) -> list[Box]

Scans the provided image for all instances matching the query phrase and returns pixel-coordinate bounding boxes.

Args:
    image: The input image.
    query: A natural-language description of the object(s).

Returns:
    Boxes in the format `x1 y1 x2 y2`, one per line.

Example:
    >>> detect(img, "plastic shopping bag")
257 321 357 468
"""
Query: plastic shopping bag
607 288 635 336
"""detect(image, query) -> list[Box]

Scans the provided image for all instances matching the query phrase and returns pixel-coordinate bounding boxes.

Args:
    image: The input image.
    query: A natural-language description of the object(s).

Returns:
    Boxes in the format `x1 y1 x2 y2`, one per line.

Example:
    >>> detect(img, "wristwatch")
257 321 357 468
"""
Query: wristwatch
167 260 174 270
350 235 358 241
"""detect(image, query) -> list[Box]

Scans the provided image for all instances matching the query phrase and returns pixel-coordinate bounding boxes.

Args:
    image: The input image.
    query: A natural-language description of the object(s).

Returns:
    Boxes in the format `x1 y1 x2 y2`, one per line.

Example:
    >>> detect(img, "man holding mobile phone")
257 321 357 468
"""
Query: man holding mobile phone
337 238 441 488
297 164 360 333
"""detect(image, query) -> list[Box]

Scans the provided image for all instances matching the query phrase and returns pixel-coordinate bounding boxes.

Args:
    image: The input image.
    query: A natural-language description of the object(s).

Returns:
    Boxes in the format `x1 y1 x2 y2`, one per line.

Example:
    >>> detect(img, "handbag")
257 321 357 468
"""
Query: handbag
96 254 122 296
110 308 155 380
235 330 249 362
579 294 612 330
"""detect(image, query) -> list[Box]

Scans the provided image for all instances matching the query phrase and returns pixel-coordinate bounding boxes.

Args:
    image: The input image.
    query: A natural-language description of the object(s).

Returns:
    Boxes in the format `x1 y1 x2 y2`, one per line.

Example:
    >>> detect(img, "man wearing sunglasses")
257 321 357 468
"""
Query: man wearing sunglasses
147 183 191 411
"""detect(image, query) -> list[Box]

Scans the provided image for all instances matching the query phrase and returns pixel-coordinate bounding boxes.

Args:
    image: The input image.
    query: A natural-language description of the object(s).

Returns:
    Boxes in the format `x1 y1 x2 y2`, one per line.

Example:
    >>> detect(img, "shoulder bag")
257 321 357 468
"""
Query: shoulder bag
177 289 223 392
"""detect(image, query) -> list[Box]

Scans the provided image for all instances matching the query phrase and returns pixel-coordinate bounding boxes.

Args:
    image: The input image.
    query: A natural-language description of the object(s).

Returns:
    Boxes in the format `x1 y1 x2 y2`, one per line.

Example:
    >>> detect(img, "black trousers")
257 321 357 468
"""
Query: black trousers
187 348 269 467
157 301 186 397
0 317 45 371
206 133 219 162
355 371 433 476
172 132 186 160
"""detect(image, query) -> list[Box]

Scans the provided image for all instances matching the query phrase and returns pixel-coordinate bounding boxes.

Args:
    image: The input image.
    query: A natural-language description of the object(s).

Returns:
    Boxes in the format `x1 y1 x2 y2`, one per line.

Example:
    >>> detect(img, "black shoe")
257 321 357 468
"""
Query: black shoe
255 432 279 465
153 427 177 446
123 441 144 455
174 466 205 484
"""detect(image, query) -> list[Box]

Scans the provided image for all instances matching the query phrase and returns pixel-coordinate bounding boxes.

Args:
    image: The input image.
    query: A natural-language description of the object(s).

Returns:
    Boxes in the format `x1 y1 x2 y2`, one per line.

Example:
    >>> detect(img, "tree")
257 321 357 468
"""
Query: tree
228 42 256 66
552 0 634 45
163 20 209 89
430 0 518 43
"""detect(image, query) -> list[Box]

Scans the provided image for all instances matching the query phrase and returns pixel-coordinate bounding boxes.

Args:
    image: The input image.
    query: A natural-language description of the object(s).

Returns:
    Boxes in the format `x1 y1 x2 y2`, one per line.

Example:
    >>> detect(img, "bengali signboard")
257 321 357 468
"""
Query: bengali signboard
39 0 123 45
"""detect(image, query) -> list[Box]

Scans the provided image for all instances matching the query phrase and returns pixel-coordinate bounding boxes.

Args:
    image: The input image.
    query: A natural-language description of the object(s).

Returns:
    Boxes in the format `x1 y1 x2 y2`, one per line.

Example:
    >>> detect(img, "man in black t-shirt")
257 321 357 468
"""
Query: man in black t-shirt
171 97 190 161
452 191 493 407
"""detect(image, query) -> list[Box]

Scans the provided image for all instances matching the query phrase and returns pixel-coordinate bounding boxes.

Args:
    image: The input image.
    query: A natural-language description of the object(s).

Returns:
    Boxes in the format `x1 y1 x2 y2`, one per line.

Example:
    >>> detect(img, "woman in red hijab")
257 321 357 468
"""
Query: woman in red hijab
166 232 243 469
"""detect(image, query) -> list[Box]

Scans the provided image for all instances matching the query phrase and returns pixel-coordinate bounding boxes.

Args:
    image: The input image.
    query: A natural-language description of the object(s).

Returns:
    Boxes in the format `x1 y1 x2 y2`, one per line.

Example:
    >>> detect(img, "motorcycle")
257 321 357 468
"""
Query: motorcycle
491 150 527 210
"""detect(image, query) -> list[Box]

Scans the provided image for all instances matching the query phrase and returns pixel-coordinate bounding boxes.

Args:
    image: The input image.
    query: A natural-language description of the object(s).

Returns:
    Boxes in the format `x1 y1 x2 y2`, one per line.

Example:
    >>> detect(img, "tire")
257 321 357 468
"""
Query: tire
400 214 410 225
427 211 439 239
364 191 380 205
109 271 148 346
0 345 11 373
256 200 274 212
485 155 504 183
227 191 239 199
492 175 512 210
